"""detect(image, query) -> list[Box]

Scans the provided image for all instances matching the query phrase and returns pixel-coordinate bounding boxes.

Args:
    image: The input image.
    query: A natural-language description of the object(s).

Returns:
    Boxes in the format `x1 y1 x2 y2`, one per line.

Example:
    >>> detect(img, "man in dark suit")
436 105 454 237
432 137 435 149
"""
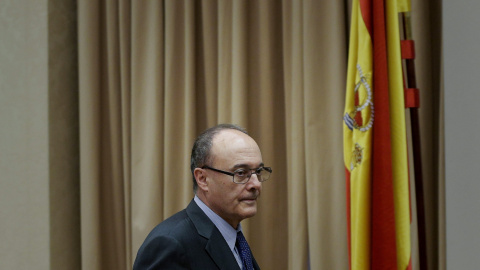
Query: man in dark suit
133 124 272 269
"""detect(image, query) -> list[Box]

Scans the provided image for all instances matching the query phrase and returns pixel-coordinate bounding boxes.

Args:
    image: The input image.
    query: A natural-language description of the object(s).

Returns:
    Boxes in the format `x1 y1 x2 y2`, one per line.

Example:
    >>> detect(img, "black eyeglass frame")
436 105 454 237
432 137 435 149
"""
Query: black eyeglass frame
201 165 272 184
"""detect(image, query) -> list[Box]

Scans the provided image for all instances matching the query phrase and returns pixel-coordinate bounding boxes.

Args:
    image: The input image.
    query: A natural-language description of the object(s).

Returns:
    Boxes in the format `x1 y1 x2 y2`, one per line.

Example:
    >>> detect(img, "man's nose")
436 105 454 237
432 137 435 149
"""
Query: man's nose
247 173 262 190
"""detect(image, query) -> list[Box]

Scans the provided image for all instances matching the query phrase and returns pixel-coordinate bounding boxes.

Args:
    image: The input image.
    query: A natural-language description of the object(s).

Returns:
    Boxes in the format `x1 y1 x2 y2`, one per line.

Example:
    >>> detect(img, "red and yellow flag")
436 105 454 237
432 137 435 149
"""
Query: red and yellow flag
343 0 412 269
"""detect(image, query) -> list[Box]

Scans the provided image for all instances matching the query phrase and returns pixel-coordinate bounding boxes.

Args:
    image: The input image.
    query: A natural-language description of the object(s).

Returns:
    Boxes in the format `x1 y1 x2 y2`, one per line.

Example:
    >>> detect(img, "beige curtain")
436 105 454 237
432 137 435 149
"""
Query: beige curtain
77 1 443 269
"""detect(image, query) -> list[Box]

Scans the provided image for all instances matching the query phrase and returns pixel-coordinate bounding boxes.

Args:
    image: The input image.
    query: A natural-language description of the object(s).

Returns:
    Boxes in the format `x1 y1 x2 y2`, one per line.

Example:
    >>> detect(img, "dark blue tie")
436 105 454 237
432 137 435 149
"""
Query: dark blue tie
236 231 254 270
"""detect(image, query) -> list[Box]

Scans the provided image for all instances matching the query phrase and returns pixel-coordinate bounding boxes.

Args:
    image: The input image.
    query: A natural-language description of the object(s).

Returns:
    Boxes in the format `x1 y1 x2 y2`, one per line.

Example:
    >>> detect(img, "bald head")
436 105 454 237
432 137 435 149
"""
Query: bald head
192 127 264 227
209 129 262 170
190 124 249 192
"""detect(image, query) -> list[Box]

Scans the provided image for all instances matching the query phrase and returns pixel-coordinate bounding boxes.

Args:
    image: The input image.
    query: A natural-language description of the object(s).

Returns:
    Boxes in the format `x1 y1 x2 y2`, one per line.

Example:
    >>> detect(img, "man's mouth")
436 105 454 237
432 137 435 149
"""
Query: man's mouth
241 196 258 202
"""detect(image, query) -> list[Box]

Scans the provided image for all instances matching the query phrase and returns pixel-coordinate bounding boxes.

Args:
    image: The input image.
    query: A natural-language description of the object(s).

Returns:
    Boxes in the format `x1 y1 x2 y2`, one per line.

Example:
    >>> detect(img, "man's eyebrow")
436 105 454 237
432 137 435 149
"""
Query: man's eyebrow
231 163 264 169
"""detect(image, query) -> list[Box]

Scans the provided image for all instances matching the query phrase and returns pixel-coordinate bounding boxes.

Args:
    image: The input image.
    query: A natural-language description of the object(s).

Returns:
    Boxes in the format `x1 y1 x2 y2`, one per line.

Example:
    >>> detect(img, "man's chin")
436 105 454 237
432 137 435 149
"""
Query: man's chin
239 203 257 217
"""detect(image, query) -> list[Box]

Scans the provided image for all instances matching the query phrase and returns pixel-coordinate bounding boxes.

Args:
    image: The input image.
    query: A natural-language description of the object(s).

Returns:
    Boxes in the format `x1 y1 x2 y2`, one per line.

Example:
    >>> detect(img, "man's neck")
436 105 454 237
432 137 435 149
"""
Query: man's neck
194 195 240 229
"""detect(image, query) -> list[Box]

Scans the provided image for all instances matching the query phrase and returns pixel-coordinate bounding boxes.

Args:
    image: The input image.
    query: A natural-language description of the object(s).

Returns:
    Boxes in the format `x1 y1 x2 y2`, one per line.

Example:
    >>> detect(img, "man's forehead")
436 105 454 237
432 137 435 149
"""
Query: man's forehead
210 130 261 159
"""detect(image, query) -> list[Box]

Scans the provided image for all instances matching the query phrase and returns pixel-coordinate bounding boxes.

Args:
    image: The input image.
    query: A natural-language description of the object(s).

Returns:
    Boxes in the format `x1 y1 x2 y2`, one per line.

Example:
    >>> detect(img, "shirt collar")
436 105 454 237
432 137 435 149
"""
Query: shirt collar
194 195 242 252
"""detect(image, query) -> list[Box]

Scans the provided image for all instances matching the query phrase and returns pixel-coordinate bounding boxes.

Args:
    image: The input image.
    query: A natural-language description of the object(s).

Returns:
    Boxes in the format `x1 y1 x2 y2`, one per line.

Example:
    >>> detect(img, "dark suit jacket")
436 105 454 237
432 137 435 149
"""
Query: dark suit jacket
133 200 260 270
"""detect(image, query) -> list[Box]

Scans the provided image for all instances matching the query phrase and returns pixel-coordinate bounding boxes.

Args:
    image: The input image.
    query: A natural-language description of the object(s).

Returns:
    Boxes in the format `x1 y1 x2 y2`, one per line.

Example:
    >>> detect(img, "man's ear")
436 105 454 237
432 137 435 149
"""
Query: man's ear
194 168 208 191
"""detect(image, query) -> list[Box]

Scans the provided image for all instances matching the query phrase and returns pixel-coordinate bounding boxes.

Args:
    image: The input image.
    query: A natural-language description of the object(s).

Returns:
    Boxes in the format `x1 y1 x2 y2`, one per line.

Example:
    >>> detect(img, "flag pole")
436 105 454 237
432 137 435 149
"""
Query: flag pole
401 11 428 270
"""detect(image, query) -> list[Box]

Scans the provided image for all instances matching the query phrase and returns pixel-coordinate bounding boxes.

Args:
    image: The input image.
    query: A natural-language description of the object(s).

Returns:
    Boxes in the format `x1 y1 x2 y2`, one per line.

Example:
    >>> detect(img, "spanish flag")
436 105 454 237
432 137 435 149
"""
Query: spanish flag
343 0 412 269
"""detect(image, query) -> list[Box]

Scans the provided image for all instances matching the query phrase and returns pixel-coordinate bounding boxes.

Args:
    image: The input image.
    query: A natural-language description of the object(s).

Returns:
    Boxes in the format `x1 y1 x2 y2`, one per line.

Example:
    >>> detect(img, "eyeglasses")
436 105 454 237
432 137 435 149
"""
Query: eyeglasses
201 165 272 184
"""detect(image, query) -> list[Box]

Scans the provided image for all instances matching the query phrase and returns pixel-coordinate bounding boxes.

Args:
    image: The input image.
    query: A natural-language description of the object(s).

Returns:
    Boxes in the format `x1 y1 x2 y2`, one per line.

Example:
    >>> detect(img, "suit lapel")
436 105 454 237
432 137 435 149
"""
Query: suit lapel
205 229 241 270
186 200 241 270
